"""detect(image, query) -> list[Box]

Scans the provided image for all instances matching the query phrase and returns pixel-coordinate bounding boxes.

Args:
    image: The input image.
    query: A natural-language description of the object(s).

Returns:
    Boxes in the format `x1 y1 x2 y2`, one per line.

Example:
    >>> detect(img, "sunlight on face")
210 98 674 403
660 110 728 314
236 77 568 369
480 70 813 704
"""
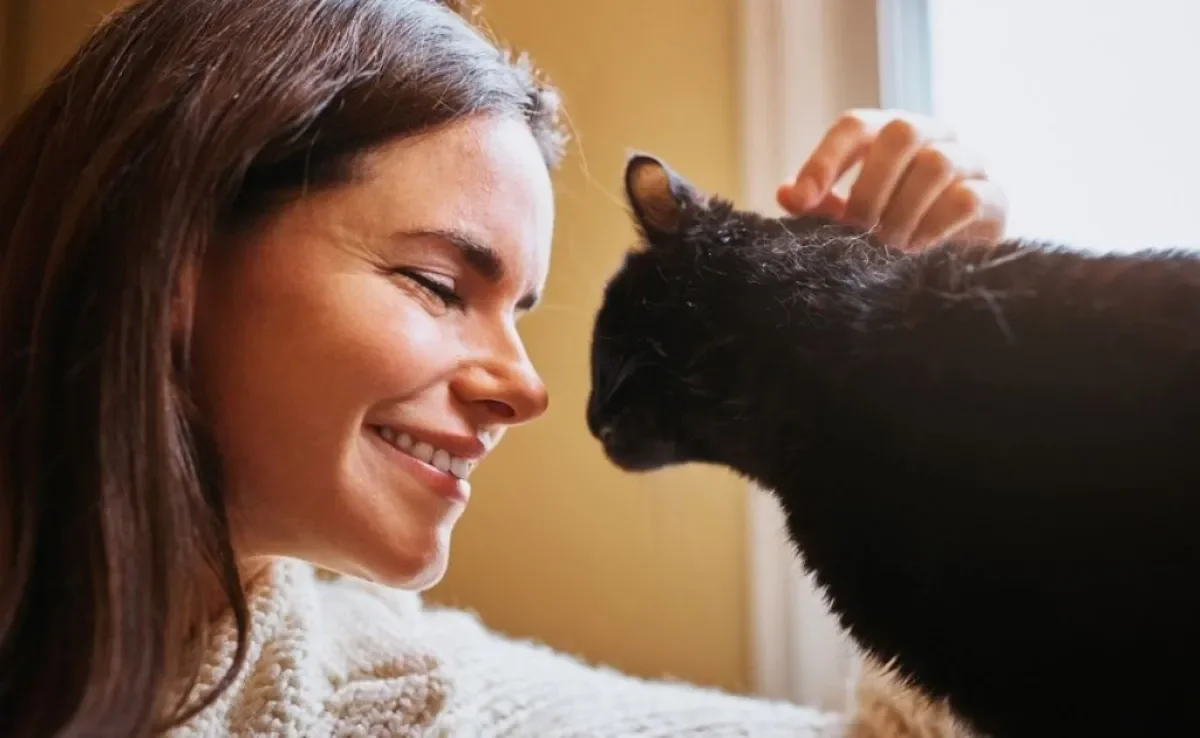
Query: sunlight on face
193 115 555 589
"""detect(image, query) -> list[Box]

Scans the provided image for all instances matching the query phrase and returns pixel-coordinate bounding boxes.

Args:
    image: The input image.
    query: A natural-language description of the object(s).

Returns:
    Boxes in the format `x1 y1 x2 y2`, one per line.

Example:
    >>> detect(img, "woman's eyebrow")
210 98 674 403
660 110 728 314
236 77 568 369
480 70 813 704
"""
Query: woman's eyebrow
417 228 503 280
400 228 540 310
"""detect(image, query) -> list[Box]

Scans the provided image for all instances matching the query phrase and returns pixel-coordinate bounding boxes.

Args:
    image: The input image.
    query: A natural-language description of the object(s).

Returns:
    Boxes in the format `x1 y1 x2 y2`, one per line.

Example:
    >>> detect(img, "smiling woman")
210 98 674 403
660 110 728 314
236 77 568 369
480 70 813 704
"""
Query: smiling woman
0 0 572 733
0 0 861 735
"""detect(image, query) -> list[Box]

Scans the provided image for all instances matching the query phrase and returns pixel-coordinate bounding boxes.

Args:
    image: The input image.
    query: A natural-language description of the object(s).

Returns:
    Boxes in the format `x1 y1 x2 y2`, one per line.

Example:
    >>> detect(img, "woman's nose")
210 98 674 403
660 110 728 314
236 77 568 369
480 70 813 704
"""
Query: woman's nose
454 348 549 426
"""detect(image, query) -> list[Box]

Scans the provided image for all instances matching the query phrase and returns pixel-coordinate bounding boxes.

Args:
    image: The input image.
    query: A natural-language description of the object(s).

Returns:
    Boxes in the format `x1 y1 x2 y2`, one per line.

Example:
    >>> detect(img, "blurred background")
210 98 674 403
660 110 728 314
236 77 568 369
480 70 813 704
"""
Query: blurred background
3 0 1197 711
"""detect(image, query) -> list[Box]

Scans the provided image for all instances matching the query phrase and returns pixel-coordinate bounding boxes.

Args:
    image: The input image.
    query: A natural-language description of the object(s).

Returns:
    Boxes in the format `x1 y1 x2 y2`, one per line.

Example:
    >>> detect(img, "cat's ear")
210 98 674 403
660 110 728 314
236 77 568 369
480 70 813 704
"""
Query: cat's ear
624 153 706 237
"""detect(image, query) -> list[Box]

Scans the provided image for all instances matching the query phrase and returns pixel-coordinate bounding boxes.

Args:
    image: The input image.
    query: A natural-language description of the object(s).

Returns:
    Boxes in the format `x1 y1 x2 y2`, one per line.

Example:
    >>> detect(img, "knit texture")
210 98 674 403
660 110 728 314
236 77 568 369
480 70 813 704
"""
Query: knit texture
168 560 967 737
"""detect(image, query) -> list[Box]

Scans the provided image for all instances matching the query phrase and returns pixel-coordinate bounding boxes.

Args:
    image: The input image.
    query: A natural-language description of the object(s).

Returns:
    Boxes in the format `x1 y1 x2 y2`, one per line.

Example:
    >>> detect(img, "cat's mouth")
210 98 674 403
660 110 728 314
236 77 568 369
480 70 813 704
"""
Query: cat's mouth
593 420 680 473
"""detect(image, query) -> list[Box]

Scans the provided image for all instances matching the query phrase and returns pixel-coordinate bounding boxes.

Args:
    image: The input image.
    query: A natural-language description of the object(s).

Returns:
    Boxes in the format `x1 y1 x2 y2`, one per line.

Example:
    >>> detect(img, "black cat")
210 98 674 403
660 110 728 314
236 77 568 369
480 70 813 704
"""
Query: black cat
586 153 1200 738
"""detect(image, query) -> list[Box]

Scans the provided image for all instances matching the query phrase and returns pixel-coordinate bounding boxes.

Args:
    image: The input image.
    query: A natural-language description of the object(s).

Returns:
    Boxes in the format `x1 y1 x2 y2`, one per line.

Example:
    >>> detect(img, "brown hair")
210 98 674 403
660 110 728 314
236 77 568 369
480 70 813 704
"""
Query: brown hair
0 1 565 735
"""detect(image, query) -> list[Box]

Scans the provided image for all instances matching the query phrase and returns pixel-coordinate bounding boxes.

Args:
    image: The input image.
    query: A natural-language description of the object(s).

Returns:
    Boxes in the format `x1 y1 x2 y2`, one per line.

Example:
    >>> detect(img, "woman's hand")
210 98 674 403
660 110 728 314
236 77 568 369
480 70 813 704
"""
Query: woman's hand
777 109 1008 251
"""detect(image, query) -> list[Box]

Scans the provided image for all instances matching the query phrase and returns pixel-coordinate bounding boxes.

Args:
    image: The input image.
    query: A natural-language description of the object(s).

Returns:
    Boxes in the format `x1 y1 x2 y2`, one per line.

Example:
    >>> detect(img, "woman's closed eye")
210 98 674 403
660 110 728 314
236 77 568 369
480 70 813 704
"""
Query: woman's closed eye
391 268 464 309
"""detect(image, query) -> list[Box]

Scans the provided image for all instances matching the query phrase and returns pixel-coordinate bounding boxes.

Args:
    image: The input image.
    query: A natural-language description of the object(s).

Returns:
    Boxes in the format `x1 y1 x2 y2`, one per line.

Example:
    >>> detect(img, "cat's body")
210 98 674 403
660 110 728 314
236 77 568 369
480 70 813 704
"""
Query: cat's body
587 154 1200 737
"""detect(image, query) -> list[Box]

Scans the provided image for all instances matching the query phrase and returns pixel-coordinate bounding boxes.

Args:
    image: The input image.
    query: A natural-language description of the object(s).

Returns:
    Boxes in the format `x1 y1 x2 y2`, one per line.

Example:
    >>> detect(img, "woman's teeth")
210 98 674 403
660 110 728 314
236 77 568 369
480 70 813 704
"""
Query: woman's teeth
375 426 472 480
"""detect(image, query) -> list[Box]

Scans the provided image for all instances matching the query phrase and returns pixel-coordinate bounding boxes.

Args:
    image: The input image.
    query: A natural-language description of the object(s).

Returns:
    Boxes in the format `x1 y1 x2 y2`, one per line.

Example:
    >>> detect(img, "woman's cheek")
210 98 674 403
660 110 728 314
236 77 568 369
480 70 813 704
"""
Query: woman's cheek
352 300 462 389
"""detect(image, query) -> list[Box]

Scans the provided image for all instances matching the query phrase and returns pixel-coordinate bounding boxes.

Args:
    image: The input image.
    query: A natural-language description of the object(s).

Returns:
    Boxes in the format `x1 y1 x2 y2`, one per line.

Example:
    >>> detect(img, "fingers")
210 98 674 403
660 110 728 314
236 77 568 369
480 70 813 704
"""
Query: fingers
779 114 874 212
908 178 1009 252
843 118 948 228
777 108 1008 252
776 190 846 220
874 141 988 248
806 193 847 220
779 109 956 215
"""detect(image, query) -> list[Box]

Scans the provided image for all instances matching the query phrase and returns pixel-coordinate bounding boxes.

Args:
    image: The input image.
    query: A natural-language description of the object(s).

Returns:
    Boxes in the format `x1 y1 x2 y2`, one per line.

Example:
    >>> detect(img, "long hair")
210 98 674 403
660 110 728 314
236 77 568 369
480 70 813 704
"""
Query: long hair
0 1 565 735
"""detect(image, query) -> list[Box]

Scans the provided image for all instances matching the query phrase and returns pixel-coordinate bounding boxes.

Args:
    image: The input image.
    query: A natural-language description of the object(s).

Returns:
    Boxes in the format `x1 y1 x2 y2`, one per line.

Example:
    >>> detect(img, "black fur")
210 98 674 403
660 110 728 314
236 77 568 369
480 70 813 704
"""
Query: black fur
587 154 1200 737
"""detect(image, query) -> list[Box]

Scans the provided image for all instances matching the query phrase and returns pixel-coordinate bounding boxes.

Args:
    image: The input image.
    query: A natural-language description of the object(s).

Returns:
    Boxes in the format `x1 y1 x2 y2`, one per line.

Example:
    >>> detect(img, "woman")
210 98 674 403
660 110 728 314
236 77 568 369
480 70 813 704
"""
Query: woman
0 0 1007 735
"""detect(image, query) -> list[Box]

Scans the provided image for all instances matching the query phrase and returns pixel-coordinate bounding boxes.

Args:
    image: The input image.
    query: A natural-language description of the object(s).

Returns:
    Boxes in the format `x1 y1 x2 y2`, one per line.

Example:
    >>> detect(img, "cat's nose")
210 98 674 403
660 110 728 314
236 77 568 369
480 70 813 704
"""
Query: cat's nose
598 425 614 444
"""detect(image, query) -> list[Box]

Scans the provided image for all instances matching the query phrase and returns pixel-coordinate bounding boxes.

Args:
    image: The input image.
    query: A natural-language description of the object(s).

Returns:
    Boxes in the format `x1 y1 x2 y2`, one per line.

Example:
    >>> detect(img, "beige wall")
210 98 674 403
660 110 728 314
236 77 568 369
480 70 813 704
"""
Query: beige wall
1 0 123 124
5 0 753 692
18 0 120 99
429 0 751 692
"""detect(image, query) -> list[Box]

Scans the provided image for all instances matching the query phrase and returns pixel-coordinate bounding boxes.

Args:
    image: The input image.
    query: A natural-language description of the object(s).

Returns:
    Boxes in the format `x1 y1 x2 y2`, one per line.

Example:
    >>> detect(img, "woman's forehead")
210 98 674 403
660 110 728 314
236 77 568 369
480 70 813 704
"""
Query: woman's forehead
352 117 556 286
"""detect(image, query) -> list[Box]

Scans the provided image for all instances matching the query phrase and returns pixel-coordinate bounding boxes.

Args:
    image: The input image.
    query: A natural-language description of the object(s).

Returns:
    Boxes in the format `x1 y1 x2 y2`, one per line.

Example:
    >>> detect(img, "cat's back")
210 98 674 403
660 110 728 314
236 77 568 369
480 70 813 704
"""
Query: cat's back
760 240 1200 738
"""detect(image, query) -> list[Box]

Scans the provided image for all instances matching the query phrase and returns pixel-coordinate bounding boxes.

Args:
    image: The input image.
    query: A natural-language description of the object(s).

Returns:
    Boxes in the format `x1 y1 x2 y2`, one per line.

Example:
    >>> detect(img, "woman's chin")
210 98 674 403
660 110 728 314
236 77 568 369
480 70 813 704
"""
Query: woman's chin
396 553 450 592
233 482 460 591
340 527 454 592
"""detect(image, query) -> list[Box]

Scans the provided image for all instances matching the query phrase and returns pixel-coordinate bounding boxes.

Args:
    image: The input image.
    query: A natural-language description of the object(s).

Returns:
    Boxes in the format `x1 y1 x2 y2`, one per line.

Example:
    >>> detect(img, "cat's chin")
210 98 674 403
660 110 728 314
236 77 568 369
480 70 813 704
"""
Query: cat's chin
602 450 678 474
607 456 680 474
599 437 686 474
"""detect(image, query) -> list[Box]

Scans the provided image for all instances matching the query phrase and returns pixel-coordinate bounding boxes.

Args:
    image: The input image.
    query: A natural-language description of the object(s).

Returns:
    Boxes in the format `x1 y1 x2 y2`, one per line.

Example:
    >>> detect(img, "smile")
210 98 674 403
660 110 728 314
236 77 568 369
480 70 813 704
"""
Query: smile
372 426 476 480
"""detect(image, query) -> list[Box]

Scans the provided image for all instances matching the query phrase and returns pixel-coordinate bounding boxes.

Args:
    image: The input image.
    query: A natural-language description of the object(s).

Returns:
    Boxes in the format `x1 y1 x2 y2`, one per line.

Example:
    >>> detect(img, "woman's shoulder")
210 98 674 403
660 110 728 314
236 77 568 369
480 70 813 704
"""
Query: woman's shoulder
173 561 855 737
316 571 955 738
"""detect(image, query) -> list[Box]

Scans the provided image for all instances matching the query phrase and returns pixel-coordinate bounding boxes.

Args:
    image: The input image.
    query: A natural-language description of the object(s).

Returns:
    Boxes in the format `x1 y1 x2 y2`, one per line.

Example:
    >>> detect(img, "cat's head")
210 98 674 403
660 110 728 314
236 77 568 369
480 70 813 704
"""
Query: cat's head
585 154 778 473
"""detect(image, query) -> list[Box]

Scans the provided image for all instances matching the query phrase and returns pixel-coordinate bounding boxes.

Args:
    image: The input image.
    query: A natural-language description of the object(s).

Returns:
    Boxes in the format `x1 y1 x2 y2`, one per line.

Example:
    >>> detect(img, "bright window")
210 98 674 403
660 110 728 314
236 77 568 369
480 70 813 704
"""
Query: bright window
927 0 1200 251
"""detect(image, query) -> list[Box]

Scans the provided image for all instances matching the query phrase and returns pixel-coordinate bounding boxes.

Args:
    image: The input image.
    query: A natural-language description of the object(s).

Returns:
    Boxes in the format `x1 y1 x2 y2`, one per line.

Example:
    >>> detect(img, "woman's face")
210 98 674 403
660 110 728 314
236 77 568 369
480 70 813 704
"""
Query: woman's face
193 115 555 590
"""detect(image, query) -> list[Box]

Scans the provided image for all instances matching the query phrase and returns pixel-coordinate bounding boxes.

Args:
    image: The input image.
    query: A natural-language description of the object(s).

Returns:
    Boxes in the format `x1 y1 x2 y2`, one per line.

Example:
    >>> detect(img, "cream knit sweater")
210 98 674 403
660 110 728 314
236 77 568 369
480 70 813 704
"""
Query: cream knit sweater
168 560 963 737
